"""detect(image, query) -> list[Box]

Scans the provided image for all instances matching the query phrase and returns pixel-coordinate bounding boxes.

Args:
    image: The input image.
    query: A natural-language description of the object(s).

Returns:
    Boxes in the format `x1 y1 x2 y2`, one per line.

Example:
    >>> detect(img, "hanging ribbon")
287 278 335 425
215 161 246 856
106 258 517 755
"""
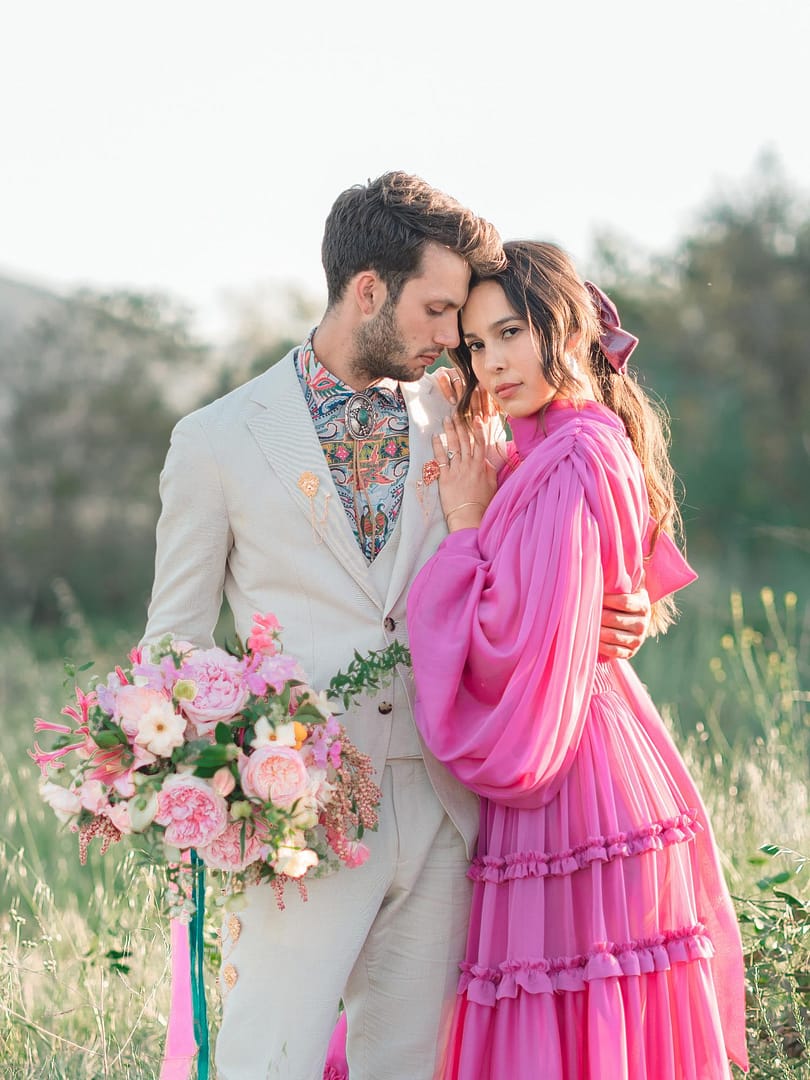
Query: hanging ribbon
190 850 210 1079
160 851 209 1080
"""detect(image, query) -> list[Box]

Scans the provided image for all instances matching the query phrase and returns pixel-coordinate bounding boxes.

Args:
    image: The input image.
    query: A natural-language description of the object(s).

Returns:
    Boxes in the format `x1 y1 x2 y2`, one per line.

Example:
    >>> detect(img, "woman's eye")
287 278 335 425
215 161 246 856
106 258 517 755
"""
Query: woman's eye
503 326 520 339
467 341 483 353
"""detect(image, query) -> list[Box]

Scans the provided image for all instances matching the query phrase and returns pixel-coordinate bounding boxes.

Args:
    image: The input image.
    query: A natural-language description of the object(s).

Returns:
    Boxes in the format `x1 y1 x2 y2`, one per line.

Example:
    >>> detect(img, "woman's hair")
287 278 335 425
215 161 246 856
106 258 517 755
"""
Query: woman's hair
450 240 682 634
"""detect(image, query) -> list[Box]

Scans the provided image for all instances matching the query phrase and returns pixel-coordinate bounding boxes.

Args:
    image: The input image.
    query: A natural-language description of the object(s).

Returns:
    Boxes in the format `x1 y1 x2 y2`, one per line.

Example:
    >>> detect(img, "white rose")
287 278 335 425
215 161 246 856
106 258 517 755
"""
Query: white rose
40 781 81 823
273 845 319 879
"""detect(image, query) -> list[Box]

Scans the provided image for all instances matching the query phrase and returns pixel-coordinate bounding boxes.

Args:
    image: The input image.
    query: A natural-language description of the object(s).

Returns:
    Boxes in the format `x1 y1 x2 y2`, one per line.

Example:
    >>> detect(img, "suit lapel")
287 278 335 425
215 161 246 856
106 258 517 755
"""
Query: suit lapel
383 377 447 614
246 356 382 609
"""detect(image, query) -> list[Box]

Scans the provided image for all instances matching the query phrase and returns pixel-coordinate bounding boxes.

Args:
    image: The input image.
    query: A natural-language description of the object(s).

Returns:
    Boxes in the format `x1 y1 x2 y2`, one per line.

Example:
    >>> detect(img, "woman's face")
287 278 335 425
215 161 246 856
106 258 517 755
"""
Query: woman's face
461 281 557 418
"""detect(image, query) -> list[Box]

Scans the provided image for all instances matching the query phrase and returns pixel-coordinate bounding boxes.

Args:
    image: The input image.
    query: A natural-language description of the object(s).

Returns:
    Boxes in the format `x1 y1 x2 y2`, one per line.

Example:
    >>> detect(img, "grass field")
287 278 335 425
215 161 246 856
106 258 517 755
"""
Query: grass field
1 585 808 1078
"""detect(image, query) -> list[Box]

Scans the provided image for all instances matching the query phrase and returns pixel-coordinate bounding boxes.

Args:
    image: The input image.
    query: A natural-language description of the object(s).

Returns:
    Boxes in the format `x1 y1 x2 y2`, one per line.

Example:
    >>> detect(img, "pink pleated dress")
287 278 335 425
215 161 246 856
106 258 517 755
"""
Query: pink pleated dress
407 401 748 1079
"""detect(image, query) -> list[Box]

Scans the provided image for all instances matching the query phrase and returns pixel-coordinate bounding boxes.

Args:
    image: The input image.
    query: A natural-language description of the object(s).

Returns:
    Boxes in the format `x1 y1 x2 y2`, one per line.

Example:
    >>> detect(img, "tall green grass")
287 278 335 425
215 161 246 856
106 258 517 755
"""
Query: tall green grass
1 585 808 1077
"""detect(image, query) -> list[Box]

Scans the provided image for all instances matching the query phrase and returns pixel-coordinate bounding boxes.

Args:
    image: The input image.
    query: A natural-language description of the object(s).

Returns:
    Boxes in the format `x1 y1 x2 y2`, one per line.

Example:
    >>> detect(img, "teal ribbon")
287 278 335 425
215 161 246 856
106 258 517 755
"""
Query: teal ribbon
189 849 209 1080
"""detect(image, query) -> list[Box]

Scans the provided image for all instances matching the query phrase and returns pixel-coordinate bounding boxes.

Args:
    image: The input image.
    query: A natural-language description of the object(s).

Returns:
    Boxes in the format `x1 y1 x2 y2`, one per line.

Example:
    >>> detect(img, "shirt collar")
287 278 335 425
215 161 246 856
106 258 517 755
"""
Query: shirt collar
296 328 401 407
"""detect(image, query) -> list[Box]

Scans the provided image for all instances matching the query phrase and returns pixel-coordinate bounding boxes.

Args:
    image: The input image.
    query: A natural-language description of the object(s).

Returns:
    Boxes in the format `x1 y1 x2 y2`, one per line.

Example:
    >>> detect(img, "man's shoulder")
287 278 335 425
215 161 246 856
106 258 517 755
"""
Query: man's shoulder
178 349 299 433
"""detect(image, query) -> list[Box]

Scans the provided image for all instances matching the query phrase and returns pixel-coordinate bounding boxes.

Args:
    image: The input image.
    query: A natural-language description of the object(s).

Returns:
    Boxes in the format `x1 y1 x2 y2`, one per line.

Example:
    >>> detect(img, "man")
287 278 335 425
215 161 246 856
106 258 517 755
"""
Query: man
143 172 648 1079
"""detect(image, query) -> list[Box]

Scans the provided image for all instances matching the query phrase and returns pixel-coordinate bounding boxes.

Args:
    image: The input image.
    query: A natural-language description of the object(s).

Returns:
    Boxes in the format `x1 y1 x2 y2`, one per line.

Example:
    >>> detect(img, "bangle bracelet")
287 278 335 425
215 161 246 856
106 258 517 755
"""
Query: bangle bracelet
445 500 486 519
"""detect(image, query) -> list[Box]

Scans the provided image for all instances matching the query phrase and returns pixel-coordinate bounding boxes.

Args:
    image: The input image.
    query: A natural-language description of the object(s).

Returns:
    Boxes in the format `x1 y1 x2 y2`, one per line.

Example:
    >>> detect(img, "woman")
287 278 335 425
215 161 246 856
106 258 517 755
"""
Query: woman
406 242 748 1078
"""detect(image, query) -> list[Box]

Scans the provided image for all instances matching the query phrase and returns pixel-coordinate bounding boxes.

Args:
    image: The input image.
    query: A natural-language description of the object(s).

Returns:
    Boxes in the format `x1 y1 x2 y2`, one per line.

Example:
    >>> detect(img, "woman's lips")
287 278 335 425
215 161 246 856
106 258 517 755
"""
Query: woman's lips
494 382 520 399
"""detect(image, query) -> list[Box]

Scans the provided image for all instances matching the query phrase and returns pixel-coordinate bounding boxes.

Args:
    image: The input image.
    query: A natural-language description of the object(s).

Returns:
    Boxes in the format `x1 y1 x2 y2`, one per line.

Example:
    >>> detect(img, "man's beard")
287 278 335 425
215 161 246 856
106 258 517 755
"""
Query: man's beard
350 297 420 385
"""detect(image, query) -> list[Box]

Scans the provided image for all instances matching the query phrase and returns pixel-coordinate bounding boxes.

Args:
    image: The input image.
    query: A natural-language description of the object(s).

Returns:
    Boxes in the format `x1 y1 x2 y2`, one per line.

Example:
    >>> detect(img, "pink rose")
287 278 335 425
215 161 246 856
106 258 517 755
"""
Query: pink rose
239 745 309 807
154 774 228 848
180 649 249 735
197 819 270 871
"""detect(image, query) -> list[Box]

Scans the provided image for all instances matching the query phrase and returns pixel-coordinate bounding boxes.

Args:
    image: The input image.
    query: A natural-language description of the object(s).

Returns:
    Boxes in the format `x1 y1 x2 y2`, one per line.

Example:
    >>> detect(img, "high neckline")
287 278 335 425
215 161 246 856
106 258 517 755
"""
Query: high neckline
508 399 624 458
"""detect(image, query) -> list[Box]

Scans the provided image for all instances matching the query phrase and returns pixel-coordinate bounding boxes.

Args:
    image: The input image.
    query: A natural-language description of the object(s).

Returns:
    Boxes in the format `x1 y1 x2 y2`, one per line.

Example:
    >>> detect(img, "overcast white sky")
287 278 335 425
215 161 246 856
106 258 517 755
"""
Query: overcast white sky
1 0 807 340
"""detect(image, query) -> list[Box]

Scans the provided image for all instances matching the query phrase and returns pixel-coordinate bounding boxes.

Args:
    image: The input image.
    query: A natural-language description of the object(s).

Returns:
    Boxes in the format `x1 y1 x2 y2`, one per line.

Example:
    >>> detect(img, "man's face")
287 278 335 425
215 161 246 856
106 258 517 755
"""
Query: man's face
350 242 471 385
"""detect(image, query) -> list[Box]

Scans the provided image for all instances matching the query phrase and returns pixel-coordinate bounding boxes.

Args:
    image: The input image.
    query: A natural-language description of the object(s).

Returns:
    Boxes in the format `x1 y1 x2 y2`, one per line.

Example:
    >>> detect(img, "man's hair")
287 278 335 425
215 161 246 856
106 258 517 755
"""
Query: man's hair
321 171 504 307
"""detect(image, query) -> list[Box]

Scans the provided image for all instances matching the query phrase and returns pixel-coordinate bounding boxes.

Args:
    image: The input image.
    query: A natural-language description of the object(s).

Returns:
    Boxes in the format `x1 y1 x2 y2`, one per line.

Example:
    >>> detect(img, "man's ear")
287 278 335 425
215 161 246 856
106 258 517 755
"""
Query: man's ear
352 271 388 317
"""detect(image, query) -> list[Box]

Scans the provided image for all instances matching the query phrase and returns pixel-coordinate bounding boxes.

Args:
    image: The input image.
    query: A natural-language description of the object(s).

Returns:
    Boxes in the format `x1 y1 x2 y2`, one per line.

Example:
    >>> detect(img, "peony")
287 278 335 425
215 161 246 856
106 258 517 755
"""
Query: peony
197 819 270 871
273 843 319 879
40 781 81 823
179 649 249 735
154 774 229 848
239 745 310 807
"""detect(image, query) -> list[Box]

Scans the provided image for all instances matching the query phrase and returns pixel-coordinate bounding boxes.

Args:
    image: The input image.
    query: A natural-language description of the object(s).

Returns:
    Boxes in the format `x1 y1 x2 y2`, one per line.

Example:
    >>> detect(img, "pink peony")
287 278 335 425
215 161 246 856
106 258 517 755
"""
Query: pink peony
179 649 250 735
154 774 229 848
197 819 270 871
239 745 310 807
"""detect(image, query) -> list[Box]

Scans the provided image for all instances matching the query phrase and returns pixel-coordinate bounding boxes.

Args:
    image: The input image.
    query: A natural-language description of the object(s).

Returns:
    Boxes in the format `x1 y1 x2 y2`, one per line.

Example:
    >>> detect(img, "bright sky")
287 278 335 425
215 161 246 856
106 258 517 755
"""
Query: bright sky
2 0 807 341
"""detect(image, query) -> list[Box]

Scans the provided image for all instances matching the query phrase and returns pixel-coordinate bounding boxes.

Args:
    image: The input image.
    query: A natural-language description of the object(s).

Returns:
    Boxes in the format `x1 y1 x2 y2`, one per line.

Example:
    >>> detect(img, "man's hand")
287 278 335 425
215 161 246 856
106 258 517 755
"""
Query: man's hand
599 590 651 660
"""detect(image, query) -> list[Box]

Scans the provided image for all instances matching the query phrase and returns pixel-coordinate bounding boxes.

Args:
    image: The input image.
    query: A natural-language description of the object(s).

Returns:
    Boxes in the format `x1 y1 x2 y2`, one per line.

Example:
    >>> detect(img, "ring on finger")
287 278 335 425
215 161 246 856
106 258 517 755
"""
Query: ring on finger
447 450 456 461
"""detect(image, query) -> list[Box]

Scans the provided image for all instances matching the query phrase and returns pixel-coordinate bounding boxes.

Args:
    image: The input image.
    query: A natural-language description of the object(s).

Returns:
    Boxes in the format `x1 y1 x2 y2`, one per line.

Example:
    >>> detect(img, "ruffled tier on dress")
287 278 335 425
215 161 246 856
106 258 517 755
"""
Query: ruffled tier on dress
442 668 731 1080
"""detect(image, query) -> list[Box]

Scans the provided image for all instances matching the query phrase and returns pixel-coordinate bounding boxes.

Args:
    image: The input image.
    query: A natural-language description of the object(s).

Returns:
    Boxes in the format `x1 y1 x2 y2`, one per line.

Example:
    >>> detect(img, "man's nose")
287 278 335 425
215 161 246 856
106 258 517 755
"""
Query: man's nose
433 314 460 349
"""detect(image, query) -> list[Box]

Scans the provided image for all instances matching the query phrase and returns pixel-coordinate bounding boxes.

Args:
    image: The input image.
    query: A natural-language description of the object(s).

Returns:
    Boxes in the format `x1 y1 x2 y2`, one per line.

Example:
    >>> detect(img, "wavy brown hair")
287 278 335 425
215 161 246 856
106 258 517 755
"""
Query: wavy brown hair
451 240 683 634
321 171 505 308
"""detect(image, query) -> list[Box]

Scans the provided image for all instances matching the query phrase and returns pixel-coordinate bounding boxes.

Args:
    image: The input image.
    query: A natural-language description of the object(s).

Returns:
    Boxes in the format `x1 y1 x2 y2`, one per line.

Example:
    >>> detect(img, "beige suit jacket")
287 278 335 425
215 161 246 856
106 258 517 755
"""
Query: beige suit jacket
143 350 480 854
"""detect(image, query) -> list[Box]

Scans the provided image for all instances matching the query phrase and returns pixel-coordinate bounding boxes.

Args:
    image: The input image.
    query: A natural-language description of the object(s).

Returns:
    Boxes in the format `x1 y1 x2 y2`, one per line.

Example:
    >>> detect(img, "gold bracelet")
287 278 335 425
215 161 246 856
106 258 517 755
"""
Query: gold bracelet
445 500 486 519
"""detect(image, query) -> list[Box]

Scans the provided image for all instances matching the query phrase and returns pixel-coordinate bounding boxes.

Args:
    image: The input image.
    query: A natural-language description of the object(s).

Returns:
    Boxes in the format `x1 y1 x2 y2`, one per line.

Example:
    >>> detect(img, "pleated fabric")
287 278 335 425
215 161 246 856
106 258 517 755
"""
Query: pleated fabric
407 401 748 1079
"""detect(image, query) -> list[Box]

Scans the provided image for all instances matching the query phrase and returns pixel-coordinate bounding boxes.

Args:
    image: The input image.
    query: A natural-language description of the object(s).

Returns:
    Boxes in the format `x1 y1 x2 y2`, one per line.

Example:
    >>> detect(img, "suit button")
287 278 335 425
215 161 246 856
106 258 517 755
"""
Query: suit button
384 616 396 632
378 701 393 715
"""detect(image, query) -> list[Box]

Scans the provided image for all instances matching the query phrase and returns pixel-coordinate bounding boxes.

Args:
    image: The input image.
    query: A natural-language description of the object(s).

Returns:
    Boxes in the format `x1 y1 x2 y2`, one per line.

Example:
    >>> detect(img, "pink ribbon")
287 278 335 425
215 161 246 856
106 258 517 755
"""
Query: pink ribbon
584 281 639 374
160 915 197 1079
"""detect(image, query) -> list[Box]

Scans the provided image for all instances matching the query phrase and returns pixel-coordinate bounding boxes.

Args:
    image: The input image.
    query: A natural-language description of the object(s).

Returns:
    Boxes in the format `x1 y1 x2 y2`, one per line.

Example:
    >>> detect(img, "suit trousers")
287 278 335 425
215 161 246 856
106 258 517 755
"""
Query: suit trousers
215 759 473 1080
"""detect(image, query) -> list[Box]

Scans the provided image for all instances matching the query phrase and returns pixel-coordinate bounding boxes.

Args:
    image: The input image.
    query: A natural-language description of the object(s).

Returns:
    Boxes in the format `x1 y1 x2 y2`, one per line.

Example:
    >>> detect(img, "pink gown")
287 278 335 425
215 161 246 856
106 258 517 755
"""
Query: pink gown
407 401 748 1079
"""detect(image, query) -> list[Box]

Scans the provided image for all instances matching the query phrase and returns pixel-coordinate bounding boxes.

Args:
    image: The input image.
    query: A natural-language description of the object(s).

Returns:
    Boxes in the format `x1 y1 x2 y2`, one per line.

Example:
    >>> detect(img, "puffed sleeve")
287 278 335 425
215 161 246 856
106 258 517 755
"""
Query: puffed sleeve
408 452 604 810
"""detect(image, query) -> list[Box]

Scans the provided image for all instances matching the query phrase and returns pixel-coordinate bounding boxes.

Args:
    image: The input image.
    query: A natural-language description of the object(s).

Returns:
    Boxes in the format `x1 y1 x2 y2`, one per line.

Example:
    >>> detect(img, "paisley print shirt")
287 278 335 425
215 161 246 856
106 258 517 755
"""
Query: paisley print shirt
294 332 410 562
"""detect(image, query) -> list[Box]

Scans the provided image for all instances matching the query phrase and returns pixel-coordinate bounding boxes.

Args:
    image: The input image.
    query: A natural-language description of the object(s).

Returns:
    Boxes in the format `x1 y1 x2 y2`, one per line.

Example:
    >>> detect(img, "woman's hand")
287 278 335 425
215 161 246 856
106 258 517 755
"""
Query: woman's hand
433 413 498 531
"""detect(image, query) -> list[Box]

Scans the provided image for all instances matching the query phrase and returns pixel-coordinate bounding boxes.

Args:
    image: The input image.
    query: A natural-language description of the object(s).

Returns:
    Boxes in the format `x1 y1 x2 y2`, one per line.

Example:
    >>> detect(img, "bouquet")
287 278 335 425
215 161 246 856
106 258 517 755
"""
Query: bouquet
31 612 409 912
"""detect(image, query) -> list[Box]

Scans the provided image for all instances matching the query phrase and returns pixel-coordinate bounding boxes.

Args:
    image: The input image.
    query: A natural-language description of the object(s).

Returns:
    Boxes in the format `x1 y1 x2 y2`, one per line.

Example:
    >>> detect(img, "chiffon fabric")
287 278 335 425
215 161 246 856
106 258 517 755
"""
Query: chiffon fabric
407 401 748 1079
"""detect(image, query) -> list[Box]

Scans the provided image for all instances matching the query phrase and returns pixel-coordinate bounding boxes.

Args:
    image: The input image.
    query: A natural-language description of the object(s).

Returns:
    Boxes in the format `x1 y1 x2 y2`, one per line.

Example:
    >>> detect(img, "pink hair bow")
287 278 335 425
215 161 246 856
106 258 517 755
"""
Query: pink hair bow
584 281 639 374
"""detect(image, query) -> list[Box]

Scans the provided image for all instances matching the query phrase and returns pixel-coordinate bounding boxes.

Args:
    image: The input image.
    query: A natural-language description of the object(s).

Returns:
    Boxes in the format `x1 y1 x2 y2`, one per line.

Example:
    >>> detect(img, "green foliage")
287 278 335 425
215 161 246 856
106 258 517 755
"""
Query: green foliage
737 848 809 1078
590 155 810 582
327 641 412 710
0 288 208 626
